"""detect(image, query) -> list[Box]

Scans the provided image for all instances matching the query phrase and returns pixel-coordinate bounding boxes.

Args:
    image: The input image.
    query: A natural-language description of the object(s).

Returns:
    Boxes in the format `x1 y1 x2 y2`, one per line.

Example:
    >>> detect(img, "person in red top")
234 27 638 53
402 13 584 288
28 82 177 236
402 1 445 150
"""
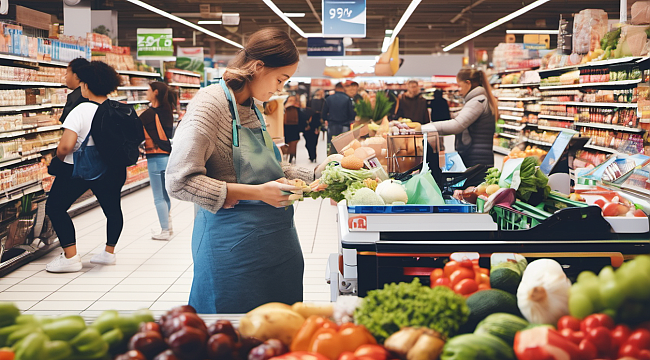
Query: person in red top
140 82 176 240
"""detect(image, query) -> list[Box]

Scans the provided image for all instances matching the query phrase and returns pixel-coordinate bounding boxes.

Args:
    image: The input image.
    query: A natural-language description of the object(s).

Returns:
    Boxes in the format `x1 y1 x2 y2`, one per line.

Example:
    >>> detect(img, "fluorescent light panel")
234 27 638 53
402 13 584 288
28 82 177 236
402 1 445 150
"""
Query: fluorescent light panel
125 0 243 48
443 0 551 52
382 0 422 53
198 20 222 25
506 29 558 34
284 13 306 18
262 0 307 37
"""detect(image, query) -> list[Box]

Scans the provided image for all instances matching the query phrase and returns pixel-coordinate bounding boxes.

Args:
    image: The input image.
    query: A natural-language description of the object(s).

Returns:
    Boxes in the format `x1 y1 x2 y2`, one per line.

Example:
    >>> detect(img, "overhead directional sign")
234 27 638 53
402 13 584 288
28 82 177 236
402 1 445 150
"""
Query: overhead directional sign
307 38 345 57
322 0 366 38
137 28 174 60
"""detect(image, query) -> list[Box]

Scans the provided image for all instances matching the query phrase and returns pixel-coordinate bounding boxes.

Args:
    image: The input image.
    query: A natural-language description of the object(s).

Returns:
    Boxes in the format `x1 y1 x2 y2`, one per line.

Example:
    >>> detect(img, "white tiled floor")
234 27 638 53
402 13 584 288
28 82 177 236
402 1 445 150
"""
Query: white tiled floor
0 135 337 317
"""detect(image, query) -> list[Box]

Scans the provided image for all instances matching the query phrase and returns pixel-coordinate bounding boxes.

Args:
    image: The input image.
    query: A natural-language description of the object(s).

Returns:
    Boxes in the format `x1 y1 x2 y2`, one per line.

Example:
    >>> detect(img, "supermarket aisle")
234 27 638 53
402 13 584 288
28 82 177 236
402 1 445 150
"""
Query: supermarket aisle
0 136 335 317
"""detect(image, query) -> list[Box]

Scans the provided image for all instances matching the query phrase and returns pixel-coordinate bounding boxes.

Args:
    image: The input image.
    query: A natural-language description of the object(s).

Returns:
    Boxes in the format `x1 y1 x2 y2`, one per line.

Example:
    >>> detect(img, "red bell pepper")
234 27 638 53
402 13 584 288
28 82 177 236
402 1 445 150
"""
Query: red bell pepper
337 345 388 360
514 327 581 360
271 352 331 360
308 323 377 360
291 316 338 352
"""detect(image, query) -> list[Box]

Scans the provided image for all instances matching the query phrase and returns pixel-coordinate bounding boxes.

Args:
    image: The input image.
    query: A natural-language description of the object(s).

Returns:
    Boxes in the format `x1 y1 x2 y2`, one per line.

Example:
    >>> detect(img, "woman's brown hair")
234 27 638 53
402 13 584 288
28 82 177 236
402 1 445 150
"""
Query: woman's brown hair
457 68 498 121
223 28 299 92
149 81 178 113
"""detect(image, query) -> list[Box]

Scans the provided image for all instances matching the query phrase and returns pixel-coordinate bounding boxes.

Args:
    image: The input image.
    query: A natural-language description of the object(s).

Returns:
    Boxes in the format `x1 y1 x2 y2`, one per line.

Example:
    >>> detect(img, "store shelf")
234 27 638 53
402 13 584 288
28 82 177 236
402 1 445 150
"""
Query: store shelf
179 99 191 104
0 124 62 140
497 132 519 139
498 123 526 131
126 100 150 105
0 153 41 167
525 138 554 147
497 97 540 102
538 56 645 74
498 106 525 112
0 181 42 206
539 101 637 108
539 79 642 90
117 86 150 91
0 104 63 113
584 143 618 153
539 114 576 121
0 53 69 67
0 80 64 87
168 83 201 88
574 122 645 133
493 146 511 155
537 125 573 132
167 69 201 78
109 96 128 101
499 83 540 88
500 114 523 121
116 70 161 77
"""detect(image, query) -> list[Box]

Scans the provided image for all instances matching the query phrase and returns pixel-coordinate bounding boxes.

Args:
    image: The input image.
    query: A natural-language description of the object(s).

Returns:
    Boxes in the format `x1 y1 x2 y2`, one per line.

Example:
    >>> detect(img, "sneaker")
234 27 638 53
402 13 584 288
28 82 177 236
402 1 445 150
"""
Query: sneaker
152 229 171 241
90 251 116 265
46 253 82 273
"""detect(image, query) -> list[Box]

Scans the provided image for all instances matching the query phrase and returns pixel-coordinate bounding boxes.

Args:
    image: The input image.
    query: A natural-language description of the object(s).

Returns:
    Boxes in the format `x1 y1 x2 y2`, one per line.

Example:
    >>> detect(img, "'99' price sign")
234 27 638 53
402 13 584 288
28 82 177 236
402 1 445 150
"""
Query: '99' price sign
322 0 366 38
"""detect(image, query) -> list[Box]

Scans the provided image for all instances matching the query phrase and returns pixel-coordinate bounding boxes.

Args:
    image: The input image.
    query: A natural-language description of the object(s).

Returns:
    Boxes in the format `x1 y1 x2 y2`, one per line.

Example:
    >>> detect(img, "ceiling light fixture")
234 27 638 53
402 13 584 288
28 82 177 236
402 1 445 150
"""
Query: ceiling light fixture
382 0 422 53
197 20 222 25
263 0 323 37
506 29 558 34
443 0 552 52
284 13 306 18
125 0 243 48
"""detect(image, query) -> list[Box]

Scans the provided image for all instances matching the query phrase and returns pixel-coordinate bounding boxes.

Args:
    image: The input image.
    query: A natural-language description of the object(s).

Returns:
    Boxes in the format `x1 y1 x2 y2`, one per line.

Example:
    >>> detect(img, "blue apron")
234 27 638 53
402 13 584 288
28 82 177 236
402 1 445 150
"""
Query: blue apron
189 80 304 314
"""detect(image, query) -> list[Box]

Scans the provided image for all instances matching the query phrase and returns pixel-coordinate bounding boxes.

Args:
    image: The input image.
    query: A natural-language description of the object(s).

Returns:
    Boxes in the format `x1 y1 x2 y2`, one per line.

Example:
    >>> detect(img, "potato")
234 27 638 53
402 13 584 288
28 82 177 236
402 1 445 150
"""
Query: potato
247 302 292 315
239 308 305 345
291 302 334 318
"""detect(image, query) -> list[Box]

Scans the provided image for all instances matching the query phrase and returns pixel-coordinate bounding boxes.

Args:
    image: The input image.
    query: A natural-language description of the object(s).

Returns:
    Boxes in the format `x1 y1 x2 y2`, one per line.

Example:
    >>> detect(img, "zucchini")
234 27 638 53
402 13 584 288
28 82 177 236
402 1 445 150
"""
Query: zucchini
441 333 515 360
475 313 529 346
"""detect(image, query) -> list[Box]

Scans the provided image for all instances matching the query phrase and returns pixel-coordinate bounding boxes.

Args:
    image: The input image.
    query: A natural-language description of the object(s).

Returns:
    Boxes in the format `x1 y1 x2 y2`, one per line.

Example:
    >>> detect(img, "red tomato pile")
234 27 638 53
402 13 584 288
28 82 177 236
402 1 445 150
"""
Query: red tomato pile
557 314 650 360
429 259 490 296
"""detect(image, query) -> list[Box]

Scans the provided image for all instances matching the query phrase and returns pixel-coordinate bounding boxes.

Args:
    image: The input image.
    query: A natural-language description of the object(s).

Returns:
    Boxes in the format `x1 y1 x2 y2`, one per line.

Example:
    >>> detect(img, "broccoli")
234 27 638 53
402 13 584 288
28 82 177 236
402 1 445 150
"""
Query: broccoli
348 188 385 206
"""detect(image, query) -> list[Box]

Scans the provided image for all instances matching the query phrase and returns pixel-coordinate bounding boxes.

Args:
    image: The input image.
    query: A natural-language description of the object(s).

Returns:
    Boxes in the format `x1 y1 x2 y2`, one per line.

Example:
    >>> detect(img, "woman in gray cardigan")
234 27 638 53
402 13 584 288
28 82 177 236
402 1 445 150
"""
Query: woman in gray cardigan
422 68 498 170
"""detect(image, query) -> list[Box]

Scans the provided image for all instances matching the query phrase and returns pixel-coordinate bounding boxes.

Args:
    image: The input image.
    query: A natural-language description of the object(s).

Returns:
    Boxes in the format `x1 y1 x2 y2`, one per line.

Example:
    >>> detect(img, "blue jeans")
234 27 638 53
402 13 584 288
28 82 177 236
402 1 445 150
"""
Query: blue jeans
147 154 171 230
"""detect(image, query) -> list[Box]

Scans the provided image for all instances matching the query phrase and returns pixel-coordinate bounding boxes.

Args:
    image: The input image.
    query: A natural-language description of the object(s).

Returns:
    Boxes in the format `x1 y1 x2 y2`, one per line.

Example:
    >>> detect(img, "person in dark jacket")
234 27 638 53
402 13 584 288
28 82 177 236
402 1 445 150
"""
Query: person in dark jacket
59 57 89 123
300 107 320 163
322 82 355 155
310 89 326 141
141 82 176 240
422 68 498 184
396 80 430 124
284 95 301 163
429 89 451 122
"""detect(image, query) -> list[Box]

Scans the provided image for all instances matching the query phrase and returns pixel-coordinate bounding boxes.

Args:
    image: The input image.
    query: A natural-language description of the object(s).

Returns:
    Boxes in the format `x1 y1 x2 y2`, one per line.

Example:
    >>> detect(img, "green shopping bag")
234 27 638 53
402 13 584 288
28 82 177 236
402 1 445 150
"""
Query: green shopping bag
404 133 445 205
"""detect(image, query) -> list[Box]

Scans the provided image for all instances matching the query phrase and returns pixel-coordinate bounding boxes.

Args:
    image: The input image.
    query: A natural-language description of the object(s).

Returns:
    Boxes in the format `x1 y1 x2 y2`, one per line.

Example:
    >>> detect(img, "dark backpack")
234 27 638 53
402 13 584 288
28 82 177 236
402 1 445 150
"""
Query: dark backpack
91 100 145 168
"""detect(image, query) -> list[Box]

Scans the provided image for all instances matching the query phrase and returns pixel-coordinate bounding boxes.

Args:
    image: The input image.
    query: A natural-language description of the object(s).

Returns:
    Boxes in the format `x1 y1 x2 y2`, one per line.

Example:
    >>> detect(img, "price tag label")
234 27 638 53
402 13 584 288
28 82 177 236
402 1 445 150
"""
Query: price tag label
322 0 366 38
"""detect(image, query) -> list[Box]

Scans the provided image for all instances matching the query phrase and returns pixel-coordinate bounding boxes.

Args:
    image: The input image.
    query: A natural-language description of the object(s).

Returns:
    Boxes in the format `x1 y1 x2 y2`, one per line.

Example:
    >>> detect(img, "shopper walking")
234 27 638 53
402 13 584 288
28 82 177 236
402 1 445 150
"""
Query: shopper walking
140 82 176 240
322 82 355 155
284 95 301 164
166 28 315 314
422 68 497 180
429 89 451 122
301 106 320 163
59 57 89 124
310 89 326 141
345 81 363 103
396 80 430 124
45 61 125 272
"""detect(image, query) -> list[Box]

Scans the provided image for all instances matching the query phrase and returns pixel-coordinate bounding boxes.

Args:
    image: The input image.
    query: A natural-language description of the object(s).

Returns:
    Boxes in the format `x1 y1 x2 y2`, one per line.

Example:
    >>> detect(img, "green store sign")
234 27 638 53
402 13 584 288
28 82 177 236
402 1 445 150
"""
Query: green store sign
137 28 173 59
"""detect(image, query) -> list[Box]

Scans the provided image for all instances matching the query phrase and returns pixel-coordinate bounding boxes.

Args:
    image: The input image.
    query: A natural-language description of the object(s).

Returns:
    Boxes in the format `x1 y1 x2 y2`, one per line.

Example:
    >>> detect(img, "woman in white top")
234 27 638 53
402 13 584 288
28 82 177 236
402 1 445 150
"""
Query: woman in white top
45 61 124 273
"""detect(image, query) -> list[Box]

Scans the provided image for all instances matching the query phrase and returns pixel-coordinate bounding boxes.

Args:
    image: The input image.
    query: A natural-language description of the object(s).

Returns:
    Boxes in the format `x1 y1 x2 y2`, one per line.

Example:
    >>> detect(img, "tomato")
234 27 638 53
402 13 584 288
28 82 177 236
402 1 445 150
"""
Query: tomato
0 349 13 360
338 352 356 360
561 329 584 345
478 268 489 275
443 261 459 278
612 324 632 350
603 202 620 216
558 315 582 332
433 277 451 288
449 268 475 287
354 345 388 360
429 268 444 287
581 314 615 332
458 259 474 270
475 272 490 286
594 199 606 208
619 343 641 358
587 327 612 354
628 329 650 350
478 283 491 291
579 339 598 360
639 349 650 360
454 278 478 295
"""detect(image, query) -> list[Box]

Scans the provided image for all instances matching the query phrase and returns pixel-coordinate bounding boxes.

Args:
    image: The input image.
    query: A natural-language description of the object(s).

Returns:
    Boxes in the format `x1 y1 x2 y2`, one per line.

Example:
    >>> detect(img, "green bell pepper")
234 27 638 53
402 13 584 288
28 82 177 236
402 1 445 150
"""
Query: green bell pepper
6 326 40 347
91 310 119 334
101 327 123 350
132 309 155 325
13 332 47 360
0 325 23 347
0 303 20 328
70 327 109 358
42 316 87 341
115 316 140 339
44 340 73 360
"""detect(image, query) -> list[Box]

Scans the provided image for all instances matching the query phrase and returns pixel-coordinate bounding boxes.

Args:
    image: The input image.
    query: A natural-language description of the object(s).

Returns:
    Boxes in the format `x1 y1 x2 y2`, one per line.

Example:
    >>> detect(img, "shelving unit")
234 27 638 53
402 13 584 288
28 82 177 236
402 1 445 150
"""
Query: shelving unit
493 145 511 155
498 106 524 112
539 101 637 108
498 123 526 131
497 97 540 101
525 138 554 147
117 86 150 91
539 114 575 121
500 114 523 121
499 83 541 88
168 82 201 88
539 79 641 90
116 70 160 78
574 122 644 133
497 133 519 139
537 125 572 132
167 69 201 78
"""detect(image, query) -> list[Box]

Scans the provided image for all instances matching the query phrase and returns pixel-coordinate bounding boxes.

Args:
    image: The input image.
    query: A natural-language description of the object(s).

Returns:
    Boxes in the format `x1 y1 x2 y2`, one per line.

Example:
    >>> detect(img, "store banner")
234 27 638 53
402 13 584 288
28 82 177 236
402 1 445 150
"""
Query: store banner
307 38 344 57
137 28 173 59
176 47 205 74
322 0 366 38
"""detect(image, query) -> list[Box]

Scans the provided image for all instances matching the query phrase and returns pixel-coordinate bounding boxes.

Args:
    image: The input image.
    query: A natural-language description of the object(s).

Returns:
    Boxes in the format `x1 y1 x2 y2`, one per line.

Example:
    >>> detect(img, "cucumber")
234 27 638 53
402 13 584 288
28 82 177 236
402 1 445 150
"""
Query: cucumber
464 289 521 331
490 267 522 294
441 333 515 360
475 313 529 346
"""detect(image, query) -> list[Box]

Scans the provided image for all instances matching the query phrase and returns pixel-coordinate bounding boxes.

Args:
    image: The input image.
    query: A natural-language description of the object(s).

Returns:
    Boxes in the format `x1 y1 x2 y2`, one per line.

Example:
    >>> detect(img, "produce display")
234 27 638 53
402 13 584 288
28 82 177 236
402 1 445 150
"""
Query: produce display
429 258 491 296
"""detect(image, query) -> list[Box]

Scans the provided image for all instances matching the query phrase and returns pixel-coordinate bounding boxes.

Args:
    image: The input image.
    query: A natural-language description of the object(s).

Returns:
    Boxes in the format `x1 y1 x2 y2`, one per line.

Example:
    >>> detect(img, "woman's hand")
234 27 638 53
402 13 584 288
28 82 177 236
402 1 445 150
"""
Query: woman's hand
258 181 301 208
